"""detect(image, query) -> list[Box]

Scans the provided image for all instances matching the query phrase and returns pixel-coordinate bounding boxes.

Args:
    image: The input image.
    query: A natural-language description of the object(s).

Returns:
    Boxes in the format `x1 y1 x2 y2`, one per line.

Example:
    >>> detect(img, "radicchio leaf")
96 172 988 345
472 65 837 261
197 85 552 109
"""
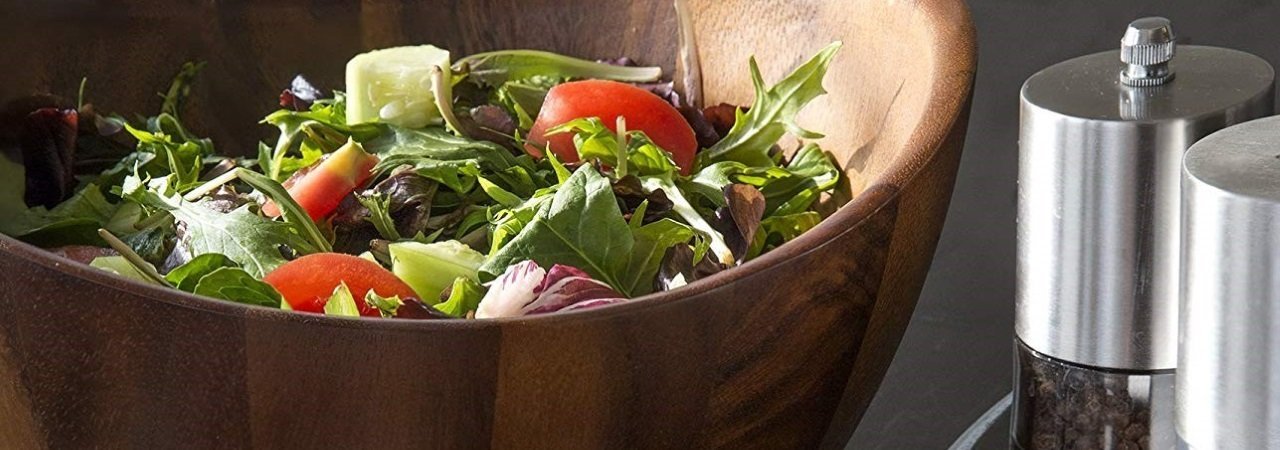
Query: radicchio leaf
613 175 672 224
523 264 623 315
279 75 324 111
710 184 766 262
475 260 626 318
655 243 726 292
475 260 546 319
21 108 79 208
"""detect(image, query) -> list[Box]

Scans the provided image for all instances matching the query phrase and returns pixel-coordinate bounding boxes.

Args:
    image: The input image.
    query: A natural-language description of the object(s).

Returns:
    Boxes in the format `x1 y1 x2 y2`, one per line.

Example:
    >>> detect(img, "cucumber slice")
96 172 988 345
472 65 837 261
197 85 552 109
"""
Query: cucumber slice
346 45 451 128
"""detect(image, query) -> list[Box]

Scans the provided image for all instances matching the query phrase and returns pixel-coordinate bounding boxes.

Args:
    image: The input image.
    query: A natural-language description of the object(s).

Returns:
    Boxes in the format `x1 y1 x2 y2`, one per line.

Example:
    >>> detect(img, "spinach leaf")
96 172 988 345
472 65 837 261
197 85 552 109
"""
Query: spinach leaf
457 50 662 87
125 183 318 278
698 42 841 167
165 253 237 292
0 155 120 247
619 218 696 297
192 267 283 308
481 166 633 290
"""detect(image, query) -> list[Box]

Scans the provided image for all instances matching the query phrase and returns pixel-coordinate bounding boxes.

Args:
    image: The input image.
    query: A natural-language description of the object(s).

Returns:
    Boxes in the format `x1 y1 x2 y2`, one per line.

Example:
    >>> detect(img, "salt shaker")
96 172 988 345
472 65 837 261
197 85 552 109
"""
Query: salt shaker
1014 17 1274 449
1180 116 1280 450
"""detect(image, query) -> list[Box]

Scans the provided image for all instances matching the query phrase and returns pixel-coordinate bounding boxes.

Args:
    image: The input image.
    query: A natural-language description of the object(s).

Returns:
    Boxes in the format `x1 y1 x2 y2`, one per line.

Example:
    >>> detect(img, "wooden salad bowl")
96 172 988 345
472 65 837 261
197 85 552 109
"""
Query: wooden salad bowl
0 0 974 448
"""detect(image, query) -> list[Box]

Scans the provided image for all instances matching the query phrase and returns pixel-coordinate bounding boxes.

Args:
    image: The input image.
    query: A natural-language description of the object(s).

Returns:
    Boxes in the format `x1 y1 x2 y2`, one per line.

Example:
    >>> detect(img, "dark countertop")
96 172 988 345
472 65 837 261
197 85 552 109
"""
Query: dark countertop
847 1 1280 448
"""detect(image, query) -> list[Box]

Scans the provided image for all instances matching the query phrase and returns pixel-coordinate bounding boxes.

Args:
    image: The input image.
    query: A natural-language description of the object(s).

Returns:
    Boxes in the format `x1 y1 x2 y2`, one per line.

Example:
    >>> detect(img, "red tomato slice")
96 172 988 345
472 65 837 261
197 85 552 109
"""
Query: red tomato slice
263 253 418 317
263 141 379 221
526 80 698 175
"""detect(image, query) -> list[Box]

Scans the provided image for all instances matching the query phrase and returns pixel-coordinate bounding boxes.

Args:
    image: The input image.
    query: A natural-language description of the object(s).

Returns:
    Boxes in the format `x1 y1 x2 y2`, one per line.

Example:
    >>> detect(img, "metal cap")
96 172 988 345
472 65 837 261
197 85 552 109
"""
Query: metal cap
1121 17 1176 86
1017 32 1274 369
1179 115 1280 449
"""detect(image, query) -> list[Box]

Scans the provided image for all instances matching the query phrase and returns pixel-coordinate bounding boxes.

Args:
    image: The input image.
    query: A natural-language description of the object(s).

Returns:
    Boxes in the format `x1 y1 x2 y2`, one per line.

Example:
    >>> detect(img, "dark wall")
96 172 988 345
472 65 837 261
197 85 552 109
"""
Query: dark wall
849 1 1280 448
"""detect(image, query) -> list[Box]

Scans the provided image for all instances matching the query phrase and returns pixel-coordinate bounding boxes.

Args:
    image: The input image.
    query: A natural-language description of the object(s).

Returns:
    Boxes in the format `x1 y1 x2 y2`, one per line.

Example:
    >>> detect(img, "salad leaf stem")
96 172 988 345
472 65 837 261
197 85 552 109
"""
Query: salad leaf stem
183 170 240 202
97 229 173 287
614 116 629 178
456 50 662 86
234 169 332 252
642 177 734 266
432 65 468 137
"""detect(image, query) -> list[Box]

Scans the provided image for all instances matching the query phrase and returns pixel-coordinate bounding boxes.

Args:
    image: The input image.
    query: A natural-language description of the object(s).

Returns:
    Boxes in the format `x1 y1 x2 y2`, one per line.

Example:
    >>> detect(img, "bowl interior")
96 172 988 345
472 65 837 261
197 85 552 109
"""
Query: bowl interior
0 0 954 207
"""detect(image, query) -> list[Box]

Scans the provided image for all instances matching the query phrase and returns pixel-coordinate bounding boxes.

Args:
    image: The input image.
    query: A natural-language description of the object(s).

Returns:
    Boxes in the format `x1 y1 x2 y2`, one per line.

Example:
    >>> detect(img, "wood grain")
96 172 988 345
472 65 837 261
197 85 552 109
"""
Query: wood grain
0 0 975 448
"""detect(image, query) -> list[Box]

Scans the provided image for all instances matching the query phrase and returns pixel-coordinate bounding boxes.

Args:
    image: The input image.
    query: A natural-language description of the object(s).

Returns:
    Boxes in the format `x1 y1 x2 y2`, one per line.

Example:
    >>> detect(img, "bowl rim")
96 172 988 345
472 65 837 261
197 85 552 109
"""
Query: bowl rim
0 0 976 331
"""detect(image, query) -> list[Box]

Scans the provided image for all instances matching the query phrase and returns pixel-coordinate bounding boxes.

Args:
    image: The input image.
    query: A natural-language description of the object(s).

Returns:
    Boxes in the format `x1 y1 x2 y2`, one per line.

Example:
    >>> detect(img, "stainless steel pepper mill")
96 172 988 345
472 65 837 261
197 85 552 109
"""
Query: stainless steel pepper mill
1014 17 1274 449
1181 115 1280 450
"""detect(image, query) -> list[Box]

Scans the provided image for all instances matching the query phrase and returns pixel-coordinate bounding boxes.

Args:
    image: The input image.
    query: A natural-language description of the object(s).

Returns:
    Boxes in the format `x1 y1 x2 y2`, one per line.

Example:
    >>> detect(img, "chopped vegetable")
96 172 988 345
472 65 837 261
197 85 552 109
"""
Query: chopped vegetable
527 80 698 173
263 253 418 316
388 240 485 302
0 41 843 318
346 45 452 128
262 139 379 221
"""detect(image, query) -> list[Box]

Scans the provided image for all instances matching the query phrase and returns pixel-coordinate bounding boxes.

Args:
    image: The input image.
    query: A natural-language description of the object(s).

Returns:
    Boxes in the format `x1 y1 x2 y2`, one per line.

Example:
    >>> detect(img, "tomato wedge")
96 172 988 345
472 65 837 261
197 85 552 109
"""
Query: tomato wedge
526 80 697 174
263 253 419 317
263 140 379 221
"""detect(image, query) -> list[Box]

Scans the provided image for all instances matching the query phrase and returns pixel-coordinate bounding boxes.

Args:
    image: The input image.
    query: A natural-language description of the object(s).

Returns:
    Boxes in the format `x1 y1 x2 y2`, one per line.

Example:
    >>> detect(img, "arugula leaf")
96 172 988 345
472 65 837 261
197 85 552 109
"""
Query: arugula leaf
235 168 332 253
324 282 360 317
748 211 822 258
643 176 734 266
261 103 385 181
125 183 318 278
365 291 405 318
691 143 839 215
165 253 237 292
97 113 214 193
619 219 695 297
192 267 283 308
367 125 517 193
546 118 679 177
456 50 662 87
699 42 841 167
481 166 633 290
435 276 485 318
356 192 402 241
492 76 557 129
160 61 206 119
478 177 522 208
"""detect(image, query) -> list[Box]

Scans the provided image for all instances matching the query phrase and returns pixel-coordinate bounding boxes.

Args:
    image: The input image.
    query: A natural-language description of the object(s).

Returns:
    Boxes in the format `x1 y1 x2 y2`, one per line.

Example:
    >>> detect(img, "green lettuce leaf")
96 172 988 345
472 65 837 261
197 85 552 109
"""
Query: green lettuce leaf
435 276 485 318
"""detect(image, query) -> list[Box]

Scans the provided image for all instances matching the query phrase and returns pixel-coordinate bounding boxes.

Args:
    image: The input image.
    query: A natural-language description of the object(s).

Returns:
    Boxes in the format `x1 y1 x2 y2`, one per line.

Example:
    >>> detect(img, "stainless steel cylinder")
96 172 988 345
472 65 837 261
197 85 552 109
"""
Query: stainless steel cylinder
1017 34 1274 370
1180 116 1280 449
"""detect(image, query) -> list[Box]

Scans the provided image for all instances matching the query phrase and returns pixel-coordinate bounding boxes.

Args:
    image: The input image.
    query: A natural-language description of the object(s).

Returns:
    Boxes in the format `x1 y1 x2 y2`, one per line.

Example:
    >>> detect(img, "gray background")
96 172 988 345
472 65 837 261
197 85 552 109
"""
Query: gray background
847 1 1280 448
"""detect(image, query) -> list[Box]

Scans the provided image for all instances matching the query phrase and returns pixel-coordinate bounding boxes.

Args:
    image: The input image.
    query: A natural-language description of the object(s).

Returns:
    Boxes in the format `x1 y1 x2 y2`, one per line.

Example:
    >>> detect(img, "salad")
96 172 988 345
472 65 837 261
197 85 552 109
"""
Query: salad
0 42 842 319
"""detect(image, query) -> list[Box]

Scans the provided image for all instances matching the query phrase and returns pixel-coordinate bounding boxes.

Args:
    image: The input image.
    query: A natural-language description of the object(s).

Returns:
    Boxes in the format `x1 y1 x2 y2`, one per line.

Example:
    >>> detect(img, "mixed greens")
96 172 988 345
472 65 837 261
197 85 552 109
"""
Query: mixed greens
0 42 842 319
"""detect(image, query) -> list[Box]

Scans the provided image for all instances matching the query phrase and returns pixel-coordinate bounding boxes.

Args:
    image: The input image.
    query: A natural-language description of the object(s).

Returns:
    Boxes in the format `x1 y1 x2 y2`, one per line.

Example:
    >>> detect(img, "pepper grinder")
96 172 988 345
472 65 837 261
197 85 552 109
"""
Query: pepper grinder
1014 17 1274 449
1180 116 1280 450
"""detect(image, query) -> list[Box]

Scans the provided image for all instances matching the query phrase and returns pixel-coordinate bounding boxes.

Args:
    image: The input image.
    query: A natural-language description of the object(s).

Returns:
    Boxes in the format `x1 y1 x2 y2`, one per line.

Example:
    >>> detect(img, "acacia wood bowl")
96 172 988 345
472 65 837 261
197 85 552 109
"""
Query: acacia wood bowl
0 0 975 448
